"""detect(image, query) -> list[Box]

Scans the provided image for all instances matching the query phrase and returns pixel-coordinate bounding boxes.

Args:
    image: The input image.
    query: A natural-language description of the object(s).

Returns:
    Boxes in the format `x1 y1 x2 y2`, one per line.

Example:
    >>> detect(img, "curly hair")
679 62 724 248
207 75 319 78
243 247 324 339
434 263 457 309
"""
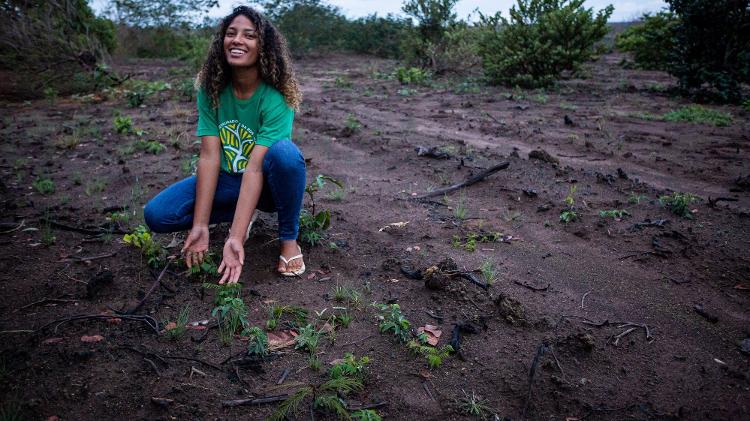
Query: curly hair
196 6 301 110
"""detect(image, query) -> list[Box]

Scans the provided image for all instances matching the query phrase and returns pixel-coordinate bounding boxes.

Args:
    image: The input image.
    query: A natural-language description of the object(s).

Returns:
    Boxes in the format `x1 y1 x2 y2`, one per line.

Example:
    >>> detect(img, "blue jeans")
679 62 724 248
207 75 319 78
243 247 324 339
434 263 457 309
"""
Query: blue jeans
144 140 306 241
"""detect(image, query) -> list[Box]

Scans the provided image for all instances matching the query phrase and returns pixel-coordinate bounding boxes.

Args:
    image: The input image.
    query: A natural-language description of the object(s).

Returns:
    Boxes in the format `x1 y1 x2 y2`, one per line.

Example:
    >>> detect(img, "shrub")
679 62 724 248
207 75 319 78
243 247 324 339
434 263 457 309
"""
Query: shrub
123 225 164 267
615 12 678 71
344 14 411 58
659 192 699 218
478 0 613 88
665 0 750 103
662 105 733 126
262 0 348 55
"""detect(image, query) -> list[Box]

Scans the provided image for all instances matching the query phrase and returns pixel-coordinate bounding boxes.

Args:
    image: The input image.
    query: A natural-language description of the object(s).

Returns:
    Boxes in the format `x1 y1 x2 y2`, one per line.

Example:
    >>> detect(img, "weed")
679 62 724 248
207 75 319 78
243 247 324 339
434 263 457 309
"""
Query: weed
352 409 382 421
559 102 577 110
599 209 630 219
394 67 429 85
294 324 321 354
181 154 199 175
333 76 352 89
123 225 163 267
374 303 411 343
165 304 190 340
659 192 700 218
188 252 219 278
40 209 56 246
243 326 269 357
345 113 361 131
559 210 578 223
532 93 549 104
480 259 498 285
113 115 134 134
743 99 750 112
33 176 55 195
308 354 322 371
203 283 248 345
43 87 58 104
84 179 107 196
452 231 503 252
331 285 362 308
266 305 308 330
329 310 353 328
663 105 732 127
453 192 468 220
459 389 491 417
407 339 454 368
397 88 417 96
628 192 648 204
134 140 167 154
630 111 662 121
560 185 578 223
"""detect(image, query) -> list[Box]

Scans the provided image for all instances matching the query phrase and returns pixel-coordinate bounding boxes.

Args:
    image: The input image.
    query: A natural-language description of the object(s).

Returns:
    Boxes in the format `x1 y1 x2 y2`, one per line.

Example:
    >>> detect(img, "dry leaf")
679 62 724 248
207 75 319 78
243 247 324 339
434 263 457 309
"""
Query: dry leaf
42 337 64 345
378 221 409 232
164 322 178 331
268 330 297 350
417 325 442 346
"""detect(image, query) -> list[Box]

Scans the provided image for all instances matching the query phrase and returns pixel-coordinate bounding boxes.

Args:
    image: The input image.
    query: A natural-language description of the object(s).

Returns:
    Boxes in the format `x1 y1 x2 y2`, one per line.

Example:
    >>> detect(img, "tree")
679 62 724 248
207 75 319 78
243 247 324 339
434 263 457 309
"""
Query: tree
665 0 749 102
615 12 678 71
111 0 218 27
401 0 458 44
478 0 613 88
261 0 348 55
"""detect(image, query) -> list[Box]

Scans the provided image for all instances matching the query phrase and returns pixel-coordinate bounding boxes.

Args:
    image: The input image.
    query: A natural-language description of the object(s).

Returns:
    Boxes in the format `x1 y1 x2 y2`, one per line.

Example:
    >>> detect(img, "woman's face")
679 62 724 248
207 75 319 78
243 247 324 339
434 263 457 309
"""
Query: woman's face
223 15 259 68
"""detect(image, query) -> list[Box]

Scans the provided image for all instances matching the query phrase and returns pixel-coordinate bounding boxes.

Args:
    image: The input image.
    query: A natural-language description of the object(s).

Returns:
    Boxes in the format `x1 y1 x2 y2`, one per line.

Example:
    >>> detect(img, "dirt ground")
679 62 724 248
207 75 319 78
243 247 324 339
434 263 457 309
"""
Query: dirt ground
1 52 749 420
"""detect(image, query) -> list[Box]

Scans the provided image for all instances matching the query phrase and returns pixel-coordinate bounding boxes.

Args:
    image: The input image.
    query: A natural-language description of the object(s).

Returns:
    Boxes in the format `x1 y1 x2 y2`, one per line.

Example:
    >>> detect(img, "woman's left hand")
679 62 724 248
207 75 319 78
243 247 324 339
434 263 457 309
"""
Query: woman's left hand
218 238 245 284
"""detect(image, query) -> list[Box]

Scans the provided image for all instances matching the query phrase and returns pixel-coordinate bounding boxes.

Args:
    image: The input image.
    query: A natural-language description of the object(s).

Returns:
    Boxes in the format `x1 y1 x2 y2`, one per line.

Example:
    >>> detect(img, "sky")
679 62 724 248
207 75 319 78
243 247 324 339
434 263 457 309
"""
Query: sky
92 0 669 23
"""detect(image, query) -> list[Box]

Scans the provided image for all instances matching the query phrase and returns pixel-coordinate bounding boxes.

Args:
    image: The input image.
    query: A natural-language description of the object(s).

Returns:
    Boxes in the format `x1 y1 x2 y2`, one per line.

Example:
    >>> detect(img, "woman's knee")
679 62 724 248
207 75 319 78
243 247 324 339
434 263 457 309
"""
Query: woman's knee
265 140 305 174
143 199 167 233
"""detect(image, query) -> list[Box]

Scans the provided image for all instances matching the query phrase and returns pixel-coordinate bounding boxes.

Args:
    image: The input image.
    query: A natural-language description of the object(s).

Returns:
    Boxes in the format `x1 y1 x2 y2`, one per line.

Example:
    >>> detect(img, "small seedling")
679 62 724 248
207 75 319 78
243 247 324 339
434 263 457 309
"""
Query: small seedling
394 67 429 85
84 179 107 196
308 354 322 371
43 87 58 104
352 409 382 421
628 192 648 205
599 209 630 219
40 209 56 246
113 116 134 134
123 225 163 267
560 185 578 223
344 114 361 131
333 76 352 89
375 303 411 343
479 259 498 285
328 188 346 201
459 389 491 417
204 283 249 345
243 326 269 357
300 175 343 246
659 192 699 218
135 139 166 154
266 305 308 330
407 339 454 368
453 193 468 220
662 105 732 127
294 324 321 354
33 176 55 195
181 154 199 175
165 304 191 340
452 231 503 252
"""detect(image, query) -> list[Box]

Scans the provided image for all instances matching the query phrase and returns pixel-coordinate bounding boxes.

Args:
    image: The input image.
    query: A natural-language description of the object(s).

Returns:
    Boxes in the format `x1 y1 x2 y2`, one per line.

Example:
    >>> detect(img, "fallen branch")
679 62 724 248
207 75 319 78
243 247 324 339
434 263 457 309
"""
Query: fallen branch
277 368 290 385
707 196 738 207
222 394 289 407
0 220 25 234
37 313 160 335
513 280 549 292
17 296 78 311
446 271 489 290
121 346 222 371
59 251 117 263
125 260 172 314
523 343 548 418
340 334 374 347
413 161 510 200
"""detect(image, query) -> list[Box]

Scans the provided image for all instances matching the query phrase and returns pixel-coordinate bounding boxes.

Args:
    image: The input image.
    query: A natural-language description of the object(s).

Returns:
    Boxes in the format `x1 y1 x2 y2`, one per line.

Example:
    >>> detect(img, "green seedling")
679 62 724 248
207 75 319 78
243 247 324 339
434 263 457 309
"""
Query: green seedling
182 154 199 175
33 176 55 195
294 324 321 354
300 174 343 246
266 305 309 330
203 283 248 345
452 231 503 252
134 140 166 154
560 185 578 223
308 354 322 371
123 225 163 267
662 105 732 127
84 179 107 196
394 67 429 85
333 76 352 89
659 192 700 218
165 304 191 340
599 209 630 219
352 409 382 421
628 192 648 204
331 285 362 308
40 209 56 246
453 193 468 220
397 88 417 96
480 259 498 285
459 389 492 417
375 303 411 343
43 87 58 104
345 114 361 131
243 326 269 357
113 115 134 134
407 339 454 368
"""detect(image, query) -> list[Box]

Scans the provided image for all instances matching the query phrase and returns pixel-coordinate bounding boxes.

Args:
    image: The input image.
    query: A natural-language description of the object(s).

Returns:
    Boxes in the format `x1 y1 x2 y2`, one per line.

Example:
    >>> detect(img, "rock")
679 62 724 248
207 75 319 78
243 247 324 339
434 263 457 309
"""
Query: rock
738 338 750 355
528 149 559 165
693 304 719 323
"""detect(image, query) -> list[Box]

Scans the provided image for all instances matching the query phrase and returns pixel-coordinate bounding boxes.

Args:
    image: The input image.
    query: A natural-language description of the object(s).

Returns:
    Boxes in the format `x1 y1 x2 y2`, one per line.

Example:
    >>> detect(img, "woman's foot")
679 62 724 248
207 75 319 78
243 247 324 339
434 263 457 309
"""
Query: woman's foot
277 240 305 276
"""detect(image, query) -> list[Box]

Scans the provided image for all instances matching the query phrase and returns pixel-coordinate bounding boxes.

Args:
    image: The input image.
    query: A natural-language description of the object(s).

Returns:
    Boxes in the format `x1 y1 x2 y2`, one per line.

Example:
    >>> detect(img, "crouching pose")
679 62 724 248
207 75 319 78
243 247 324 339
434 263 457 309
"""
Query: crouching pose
144 6 306 284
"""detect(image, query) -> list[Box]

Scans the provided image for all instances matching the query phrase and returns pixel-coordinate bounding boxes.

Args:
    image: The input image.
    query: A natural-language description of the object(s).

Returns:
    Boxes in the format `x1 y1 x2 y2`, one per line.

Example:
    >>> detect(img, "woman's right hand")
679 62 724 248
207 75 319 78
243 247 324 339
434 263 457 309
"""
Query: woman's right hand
182 225 209 268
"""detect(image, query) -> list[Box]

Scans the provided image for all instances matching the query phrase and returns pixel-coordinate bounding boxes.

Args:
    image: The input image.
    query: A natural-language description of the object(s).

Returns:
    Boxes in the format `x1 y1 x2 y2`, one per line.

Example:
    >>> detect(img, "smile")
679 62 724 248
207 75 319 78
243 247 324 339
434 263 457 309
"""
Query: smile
229 48 247 57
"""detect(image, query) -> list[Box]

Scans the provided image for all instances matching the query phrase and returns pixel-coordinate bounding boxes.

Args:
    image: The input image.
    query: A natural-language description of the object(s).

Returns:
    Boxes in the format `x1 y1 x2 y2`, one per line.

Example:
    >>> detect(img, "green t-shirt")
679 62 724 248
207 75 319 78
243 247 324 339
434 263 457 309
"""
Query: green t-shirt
196 81 294 173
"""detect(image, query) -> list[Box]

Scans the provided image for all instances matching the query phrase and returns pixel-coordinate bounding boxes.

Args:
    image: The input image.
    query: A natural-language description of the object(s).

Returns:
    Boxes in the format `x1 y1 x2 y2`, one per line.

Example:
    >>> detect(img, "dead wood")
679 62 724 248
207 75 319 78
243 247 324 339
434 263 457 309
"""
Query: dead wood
523 343 548 418
38 313 160 334
222 394 289 407
513 280 549 291
125 260 172 314
59 251 117 263
413 161 510 200
277 368 290 385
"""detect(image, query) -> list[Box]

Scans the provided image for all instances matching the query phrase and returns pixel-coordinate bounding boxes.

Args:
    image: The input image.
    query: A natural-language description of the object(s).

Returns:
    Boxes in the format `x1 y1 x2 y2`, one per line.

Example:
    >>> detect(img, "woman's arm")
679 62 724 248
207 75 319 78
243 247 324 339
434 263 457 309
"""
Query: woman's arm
182 136 221 268
218 145 268 284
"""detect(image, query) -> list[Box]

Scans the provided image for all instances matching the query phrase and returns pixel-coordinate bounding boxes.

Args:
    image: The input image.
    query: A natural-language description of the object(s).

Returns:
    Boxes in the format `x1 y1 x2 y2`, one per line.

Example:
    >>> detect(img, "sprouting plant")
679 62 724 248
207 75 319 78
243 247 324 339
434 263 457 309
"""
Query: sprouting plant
560 185 578 223
165 304 191 340
33 176 55 195
113 115 134 134
266 305 309 331
394 67 429 85
43 86 58 103
134 139 166 154
84 179 107 196
659 192 700 218
329 310 353 328
599 209 630 219
345 114 361 131
269 354 371 421
374 303 411 343
452 231 502 252
300 174 343 246
352 409 382 421
203 283 248 345
40 209 56 246
294 324 321 354
308 354 322 371
181 154 199 175
407 337 454 369
331 285 362 308
188 252 219 282
123 225 163 267
329 353 369 381
480 259 498 285
454 192 468 220
459 389 491 417
564 185 577 207
333 76 352 88
243 326 269 357
328 188 346 201
628 192 648 204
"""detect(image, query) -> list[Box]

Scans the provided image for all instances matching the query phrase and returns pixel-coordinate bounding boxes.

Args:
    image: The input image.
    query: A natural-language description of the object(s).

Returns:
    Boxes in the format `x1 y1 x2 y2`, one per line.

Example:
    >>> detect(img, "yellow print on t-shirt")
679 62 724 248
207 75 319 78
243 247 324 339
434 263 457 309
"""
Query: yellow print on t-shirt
219 120 256 173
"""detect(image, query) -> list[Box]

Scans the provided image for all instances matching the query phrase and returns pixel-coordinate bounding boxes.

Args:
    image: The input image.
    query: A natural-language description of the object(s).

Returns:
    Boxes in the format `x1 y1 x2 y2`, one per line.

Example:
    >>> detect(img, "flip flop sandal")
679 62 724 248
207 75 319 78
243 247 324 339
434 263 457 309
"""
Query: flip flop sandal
279 247 305 277
244 210 259 241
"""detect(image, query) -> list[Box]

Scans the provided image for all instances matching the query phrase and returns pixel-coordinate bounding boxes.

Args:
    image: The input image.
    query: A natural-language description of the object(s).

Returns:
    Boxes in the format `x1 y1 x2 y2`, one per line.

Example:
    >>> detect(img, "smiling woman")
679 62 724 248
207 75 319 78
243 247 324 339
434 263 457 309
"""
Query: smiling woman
143 6 306 284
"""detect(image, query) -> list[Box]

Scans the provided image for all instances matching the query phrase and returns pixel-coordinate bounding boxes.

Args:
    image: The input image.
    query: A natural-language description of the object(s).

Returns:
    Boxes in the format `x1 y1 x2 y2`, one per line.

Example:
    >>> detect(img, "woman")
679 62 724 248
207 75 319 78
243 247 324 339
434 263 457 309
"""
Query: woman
144 6 306 284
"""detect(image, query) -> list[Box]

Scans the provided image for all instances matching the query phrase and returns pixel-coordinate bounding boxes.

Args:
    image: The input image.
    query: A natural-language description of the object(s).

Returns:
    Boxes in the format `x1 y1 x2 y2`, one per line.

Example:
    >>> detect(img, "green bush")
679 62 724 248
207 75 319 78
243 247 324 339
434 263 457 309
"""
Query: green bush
263 0 348 55
665 0 750 103
400 0 464 71
616 12 678 71
344 14 411 58
478 0 613 88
